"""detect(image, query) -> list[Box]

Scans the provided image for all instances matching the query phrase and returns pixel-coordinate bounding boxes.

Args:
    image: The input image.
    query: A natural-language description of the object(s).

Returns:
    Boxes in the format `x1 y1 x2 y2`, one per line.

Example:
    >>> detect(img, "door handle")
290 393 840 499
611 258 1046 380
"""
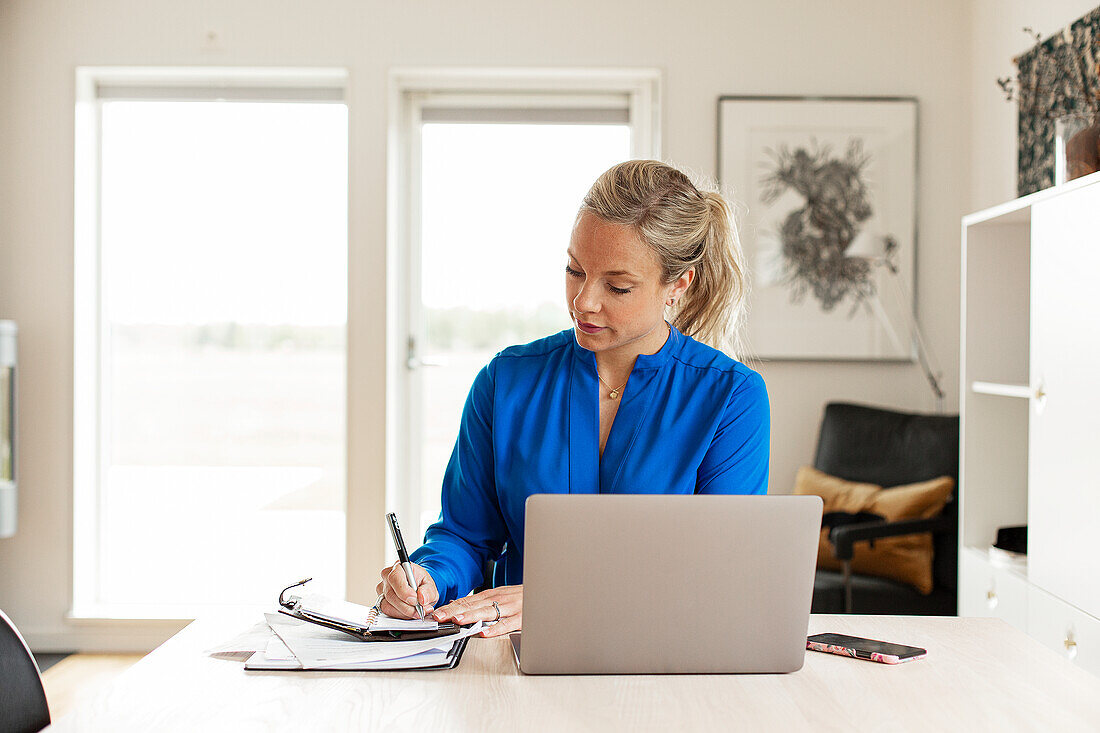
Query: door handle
1033 379 1047 414
407 355 447 369
406 336 447 370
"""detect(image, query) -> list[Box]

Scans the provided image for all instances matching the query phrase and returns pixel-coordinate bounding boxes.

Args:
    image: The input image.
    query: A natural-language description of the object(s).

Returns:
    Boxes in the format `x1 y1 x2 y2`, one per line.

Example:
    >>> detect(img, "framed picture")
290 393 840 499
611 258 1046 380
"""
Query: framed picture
717 96 918 361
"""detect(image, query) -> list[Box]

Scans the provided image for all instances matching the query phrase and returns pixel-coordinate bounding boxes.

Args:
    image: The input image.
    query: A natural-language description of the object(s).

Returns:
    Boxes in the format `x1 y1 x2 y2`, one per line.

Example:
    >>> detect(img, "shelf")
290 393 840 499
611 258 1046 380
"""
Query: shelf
963 544 1030 581
971 381 1032 399
962 170 1100 227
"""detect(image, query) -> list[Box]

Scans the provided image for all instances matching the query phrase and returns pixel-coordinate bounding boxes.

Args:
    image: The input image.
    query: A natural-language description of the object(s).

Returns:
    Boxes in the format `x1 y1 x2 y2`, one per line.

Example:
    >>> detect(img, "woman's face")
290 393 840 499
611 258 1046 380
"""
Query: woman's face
566 211 692 356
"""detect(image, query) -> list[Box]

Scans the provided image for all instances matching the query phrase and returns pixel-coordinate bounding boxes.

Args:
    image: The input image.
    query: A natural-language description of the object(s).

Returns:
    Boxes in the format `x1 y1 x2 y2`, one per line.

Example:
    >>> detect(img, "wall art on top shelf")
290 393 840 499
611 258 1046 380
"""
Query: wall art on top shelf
1005 6 1100 196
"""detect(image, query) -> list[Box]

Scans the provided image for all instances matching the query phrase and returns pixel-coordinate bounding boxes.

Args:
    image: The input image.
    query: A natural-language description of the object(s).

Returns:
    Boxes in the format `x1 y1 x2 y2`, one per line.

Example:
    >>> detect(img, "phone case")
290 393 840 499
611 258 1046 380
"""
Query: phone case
806 640 926 664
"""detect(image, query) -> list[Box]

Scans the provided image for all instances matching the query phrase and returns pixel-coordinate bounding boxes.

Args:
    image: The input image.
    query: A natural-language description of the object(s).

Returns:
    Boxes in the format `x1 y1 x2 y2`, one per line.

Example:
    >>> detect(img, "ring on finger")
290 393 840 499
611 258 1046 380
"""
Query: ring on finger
492 600 500 622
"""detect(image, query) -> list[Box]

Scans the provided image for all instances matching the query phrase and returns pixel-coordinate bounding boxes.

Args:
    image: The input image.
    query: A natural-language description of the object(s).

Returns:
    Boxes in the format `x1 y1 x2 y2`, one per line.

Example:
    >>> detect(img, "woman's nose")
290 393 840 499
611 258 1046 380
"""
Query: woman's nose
572 280 601 314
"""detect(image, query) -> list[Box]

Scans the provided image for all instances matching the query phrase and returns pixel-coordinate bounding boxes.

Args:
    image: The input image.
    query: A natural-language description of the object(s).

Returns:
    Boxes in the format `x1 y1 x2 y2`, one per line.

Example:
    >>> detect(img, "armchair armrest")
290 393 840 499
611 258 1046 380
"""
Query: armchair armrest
831 515 956 561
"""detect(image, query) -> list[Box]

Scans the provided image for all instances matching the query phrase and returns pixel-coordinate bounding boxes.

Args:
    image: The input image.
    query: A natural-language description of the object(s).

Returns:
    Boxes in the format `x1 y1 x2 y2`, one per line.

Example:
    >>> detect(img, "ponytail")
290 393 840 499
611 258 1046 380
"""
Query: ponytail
668 191 747 357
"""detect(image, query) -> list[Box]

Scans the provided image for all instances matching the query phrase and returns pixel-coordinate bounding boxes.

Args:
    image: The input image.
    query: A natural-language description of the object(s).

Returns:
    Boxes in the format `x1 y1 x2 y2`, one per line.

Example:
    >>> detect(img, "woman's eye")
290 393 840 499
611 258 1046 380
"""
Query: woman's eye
567 264 629 292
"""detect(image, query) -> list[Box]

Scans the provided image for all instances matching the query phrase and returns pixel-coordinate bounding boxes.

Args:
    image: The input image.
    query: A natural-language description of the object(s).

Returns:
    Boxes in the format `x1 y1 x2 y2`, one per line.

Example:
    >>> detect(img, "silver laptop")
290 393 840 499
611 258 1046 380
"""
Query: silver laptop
512 493 823 674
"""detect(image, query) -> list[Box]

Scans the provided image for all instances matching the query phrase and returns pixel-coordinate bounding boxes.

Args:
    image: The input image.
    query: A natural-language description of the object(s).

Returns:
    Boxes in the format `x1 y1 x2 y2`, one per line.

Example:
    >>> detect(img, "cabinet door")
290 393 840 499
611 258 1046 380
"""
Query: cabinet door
1029 181 1100 619
1028 584 1100 680
959 548 1028 631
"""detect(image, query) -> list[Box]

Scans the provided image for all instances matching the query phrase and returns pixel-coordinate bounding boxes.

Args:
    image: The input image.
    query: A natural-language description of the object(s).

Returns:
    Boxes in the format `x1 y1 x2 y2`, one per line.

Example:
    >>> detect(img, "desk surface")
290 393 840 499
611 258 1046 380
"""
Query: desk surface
47 614 1100 732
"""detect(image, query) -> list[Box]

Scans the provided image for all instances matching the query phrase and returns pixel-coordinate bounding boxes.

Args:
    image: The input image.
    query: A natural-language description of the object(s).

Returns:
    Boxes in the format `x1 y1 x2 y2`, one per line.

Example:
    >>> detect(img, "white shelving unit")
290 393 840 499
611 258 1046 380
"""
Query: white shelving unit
959 171 1100 678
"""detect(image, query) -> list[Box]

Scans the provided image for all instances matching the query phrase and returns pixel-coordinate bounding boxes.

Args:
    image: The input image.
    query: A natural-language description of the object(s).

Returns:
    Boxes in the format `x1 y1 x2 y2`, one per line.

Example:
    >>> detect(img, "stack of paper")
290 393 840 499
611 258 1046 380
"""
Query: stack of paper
206 612 483 671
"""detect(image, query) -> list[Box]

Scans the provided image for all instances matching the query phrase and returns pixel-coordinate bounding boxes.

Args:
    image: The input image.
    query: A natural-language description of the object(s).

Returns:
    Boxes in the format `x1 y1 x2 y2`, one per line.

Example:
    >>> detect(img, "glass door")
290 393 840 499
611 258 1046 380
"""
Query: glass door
410 115 631 540
75 92 348 615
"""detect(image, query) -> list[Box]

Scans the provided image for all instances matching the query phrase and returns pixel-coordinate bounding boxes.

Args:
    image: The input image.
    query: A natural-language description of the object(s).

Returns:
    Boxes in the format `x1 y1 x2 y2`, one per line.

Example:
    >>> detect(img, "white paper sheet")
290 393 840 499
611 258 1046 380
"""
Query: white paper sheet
263 635 298 662
270 618 484 669
204 620 281 657
244 646 454 671
204 611 322 658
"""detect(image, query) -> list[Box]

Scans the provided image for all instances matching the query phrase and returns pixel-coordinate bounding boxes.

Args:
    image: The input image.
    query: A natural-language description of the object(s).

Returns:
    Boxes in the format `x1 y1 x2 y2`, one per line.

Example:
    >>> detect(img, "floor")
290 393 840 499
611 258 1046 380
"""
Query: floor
37 653 144 721
33 652 71 672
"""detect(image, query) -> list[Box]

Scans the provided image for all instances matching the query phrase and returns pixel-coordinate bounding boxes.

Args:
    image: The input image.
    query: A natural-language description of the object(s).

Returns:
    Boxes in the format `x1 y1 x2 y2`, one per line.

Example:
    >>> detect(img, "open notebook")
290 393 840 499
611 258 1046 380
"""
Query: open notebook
278 589 464 641
212 581 483 671
243 613 476 671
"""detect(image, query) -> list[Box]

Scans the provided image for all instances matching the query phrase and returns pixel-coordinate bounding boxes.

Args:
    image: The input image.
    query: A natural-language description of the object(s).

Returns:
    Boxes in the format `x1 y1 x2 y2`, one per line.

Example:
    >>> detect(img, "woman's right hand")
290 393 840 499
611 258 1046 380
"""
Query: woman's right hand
375 562 440 619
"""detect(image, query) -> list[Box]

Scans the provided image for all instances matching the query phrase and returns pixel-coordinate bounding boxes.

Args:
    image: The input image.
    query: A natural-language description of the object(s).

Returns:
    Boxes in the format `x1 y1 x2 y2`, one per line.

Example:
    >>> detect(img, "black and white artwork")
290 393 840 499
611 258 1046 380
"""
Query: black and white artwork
718 97 918 360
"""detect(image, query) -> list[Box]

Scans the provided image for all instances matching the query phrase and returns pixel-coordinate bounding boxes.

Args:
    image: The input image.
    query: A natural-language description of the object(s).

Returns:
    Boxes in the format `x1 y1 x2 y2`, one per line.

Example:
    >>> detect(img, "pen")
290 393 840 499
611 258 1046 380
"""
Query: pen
385 512 425 620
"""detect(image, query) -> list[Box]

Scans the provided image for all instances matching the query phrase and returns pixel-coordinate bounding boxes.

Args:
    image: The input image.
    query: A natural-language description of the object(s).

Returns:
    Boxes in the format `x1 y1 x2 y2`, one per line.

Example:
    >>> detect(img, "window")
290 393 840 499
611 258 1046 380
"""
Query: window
74 70 348 616
417 120 630 535
389 70 661 541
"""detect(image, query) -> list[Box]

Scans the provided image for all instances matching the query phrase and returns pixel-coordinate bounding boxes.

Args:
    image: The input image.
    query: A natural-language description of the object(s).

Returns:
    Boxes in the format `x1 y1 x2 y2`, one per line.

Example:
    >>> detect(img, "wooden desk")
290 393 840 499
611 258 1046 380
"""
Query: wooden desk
47 614 1100 731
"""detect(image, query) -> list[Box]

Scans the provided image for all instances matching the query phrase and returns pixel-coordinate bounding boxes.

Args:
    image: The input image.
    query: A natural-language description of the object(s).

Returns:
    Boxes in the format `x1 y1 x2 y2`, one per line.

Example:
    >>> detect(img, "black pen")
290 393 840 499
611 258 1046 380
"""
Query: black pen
386 512 425 620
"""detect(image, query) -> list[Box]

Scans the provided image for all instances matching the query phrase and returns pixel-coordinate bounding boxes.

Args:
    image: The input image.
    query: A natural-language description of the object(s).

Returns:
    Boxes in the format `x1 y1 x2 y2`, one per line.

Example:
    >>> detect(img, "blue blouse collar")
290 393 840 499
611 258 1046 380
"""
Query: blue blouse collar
571 320 681 372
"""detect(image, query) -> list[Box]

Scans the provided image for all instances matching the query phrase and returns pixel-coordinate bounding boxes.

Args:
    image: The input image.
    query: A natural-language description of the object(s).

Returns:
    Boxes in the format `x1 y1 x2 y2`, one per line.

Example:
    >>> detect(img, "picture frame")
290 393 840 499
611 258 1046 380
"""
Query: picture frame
717 96 918 361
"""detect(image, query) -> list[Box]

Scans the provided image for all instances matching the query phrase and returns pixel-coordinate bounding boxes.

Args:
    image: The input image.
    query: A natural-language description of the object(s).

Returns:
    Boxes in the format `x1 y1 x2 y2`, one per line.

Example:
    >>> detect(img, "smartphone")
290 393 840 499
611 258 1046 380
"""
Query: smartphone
806 632 927 664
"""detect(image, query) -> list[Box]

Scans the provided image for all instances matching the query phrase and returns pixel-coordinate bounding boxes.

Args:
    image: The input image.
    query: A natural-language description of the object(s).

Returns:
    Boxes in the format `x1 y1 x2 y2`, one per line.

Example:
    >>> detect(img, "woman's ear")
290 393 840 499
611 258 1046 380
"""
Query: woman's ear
666 268 695 305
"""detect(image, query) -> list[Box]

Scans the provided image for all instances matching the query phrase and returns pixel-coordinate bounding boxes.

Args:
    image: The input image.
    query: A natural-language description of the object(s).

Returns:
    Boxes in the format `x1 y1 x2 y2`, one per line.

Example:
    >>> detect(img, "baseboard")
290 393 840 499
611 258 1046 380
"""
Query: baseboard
23 620 189 653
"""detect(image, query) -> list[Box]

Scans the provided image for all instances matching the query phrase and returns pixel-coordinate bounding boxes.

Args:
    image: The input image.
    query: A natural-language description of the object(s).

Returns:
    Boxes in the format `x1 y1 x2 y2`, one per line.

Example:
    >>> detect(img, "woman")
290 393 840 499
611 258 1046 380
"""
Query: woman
377 160 769 637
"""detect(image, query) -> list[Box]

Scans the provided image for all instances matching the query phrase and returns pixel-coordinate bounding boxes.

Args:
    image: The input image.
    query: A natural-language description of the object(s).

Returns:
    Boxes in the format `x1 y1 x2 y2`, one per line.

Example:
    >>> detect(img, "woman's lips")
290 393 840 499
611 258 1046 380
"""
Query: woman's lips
577 321 605 334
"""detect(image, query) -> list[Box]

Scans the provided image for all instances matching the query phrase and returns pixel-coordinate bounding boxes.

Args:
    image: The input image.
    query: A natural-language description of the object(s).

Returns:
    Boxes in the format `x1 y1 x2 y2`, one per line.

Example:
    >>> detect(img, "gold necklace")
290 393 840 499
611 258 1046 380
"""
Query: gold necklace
596 371 629 400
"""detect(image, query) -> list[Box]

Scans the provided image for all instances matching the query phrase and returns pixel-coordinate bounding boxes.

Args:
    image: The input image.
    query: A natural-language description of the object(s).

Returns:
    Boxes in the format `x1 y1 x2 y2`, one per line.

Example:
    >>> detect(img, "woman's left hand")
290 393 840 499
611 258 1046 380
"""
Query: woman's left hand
431 584 522 638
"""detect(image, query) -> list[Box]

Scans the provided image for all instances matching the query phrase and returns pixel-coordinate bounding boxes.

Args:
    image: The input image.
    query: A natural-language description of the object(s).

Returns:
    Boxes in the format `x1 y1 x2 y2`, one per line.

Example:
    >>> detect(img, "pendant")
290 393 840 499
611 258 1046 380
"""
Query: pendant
609 389 619 399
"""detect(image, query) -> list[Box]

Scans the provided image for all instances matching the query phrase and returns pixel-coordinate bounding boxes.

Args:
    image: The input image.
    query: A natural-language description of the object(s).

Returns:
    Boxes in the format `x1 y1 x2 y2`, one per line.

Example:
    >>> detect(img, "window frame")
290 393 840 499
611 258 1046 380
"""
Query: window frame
72 67 349 622
385 68 662 556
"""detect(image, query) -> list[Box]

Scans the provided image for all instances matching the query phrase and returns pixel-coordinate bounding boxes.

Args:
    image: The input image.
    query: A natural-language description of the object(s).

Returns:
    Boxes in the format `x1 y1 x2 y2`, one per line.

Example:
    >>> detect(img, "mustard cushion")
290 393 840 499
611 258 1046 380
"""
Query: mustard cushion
792 466 954 595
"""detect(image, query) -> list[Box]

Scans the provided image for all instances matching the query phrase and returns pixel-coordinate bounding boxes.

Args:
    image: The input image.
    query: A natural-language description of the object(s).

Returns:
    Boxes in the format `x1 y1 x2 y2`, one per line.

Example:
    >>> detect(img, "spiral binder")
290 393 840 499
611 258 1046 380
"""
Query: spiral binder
277 578 461 642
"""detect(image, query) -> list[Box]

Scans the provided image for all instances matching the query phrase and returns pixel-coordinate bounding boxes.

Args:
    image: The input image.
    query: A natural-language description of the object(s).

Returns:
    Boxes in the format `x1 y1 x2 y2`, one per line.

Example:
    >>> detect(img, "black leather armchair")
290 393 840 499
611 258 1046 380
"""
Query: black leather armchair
0 608 51 733
809 402 959 616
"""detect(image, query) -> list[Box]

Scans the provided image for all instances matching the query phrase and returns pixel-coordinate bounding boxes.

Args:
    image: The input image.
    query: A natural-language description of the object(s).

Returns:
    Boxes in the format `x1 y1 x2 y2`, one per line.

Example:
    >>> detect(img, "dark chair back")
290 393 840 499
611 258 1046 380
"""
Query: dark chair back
812 402 960 591
0 608 51 733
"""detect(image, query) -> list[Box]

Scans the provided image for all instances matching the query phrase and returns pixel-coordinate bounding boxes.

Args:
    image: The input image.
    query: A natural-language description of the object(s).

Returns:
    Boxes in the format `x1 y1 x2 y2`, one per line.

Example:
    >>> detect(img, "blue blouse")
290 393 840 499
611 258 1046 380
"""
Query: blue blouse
410 322 770 604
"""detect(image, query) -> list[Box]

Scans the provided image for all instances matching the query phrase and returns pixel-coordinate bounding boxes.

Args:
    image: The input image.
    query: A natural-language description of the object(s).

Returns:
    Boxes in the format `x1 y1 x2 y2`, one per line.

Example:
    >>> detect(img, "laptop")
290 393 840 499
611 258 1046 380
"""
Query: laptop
511 493 823 674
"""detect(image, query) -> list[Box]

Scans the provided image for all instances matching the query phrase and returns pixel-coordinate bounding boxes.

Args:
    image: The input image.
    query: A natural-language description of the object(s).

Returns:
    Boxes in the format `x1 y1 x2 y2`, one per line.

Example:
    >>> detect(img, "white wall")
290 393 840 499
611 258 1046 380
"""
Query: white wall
0 0 974 650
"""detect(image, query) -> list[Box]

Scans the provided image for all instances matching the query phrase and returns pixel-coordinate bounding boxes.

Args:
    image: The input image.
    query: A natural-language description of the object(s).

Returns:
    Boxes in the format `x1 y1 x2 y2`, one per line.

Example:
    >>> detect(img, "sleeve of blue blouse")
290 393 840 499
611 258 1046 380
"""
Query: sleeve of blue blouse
695 369 771 495
409 358 508 605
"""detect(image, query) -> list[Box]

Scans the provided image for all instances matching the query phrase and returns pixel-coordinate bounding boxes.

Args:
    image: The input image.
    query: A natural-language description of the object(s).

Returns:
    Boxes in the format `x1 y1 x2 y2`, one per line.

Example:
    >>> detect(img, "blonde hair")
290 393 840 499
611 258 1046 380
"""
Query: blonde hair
578 159 749 358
